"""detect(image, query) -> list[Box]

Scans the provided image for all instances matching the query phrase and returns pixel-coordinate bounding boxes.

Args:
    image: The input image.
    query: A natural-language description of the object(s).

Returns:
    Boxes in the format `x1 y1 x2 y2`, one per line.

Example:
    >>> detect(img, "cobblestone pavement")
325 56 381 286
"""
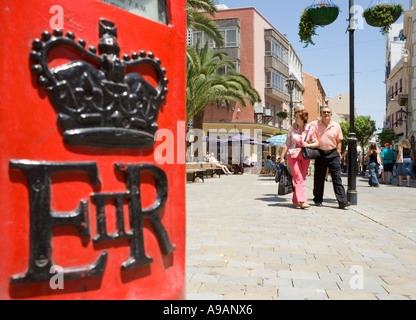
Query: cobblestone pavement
185 172 416 300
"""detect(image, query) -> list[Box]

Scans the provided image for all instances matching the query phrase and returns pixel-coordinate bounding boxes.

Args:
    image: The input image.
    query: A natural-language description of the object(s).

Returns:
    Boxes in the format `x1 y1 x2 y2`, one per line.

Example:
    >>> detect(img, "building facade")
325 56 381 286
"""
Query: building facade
403 0 416 152
385 23 409 149
190 5 304 145
302 72 327 122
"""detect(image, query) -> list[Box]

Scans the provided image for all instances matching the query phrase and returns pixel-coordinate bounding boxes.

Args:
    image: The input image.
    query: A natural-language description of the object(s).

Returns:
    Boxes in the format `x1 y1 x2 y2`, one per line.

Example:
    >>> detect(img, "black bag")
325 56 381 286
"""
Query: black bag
302 147 320 160
302 125 320 160
278 165 294 195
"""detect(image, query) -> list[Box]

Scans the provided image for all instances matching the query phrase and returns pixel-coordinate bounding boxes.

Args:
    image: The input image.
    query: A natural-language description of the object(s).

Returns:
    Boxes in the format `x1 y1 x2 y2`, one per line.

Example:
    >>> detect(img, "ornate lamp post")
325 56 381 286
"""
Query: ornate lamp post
398 107 411 138
285 75 297 125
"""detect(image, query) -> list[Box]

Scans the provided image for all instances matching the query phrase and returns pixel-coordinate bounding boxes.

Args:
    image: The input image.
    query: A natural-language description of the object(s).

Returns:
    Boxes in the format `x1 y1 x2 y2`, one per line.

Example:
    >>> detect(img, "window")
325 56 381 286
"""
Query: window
219 27 239 47
267 39 288 66
399 79 403 93
216 61 240 74
265 69 287 94
190 30 216 48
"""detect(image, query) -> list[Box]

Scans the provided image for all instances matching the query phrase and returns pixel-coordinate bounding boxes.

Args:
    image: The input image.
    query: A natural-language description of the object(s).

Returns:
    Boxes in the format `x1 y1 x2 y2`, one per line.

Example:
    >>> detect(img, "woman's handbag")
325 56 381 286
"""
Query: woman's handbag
302 125 320 160
302 147 320 160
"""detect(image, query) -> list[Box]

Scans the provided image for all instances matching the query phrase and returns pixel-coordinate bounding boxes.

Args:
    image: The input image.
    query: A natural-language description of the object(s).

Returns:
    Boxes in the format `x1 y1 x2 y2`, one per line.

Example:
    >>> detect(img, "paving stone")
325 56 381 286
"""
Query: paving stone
276 287 328 300
186 293 224 300
376 294 410 300
218 275 261 286
209 267 249 277
198 283 245 295
292 279 339 290
325 290 378 300
277 270 319 280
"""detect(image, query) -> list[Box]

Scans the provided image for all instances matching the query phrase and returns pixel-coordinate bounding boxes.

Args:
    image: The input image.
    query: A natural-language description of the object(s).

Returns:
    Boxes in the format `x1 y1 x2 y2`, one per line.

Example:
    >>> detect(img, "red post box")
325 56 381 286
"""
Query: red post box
0 0 186 299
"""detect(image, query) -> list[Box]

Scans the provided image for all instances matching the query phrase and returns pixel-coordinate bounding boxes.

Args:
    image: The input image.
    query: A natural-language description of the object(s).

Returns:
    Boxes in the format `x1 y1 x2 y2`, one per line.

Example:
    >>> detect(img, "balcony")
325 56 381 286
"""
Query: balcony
265 84 289 102
264 56 289 76
398 93 408 106
254 106 274 124
213 46 240 61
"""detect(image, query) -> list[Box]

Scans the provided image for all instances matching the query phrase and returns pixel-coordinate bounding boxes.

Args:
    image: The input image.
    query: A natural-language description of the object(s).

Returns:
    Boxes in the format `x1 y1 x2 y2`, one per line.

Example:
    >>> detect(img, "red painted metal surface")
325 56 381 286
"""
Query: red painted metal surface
0 0 186 299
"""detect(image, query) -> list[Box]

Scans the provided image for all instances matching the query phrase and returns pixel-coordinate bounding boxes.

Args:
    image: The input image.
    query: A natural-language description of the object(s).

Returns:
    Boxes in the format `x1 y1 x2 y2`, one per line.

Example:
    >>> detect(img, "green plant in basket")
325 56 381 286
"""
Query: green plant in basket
363 3 404 35
299 1 340 47
299 9 318 47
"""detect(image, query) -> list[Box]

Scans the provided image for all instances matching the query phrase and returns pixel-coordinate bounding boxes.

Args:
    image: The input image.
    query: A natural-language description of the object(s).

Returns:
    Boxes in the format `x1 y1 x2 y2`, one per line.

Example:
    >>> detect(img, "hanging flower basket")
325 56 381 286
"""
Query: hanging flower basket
307 2 340 26
363 4 404 34
299 10 317 47
299 1 340 47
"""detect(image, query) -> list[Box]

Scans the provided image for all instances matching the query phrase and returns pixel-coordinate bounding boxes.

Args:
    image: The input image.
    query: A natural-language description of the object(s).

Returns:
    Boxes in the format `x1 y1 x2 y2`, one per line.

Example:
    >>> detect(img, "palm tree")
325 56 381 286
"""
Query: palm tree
187 42 261 129
187 0 224 47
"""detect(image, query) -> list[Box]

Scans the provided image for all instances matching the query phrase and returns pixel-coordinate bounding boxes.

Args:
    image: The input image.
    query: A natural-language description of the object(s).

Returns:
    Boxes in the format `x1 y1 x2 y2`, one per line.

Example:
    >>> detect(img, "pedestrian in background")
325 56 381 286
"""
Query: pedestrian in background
380 143 396 184
396 139 414 187
280 106 319 209
364 142 380 188
310 106 350 209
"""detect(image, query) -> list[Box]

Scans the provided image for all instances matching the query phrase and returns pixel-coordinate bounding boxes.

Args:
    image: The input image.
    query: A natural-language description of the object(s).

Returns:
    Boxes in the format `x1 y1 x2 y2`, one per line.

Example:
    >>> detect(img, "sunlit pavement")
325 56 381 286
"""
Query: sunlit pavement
185 172 416 300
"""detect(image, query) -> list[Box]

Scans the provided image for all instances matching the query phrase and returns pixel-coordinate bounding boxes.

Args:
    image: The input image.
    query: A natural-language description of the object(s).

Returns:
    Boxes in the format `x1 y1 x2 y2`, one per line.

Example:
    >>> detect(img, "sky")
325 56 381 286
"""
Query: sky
217 0 410 130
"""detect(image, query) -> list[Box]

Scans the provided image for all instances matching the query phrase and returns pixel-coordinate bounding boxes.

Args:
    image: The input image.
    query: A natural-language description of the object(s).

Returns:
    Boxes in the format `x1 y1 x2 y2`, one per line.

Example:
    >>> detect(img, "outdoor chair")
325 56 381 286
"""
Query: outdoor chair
264 159 277 176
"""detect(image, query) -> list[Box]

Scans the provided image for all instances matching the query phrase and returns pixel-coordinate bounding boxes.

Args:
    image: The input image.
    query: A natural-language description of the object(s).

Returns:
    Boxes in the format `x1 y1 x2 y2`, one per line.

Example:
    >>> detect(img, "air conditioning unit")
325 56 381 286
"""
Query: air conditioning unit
264 109 272 117
254 106 265 114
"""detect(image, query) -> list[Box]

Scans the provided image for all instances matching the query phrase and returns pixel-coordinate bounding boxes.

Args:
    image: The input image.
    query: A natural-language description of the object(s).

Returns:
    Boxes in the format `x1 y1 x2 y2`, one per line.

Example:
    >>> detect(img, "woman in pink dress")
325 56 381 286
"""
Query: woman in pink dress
280 107 319 209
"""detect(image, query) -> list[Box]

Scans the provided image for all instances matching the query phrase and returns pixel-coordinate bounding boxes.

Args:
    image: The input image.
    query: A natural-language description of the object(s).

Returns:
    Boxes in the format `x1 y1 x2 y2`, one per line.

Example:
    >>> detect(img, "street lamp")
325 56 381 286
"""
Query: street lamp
398 107 411 138
285 75 297 125
398 107 410 118
347 0 357 205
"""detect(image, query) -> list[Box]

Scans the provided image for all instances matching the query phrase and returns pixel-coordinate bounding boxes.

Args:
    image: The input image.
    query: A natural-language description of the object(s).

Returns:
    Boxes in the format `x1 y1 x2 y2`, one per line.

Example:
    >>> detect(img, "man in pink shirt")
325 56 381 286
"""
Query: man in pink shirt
310 106 350 209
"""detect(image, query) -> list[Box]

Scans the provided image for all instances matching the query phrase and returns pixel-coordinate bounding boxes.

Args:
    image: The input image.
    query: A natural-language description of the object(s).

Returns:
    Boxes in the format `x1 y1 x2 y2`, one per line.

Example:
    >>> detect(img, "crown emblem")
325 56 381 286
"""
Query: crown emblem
30 19 168 148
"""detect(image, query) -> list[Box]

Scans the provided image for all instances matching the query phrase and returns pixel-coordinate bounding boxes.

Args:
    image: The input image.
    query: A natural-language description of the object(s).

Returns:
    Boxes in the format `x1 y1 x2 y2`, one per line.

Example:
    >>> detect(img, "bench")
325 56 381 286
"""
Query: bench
186 162 223 182
186 168 205 182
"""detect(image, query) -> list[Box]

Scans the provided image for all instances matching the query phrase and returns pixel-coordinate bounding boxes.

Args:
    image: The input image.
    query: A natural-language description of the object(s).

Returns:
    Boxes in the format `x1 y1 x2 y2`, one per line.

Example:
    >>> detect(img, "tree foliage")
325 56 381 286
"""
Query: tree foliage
355 116 377 148
340 115 377 150
377 128 399 146
186 42 261 123
186 0 224 47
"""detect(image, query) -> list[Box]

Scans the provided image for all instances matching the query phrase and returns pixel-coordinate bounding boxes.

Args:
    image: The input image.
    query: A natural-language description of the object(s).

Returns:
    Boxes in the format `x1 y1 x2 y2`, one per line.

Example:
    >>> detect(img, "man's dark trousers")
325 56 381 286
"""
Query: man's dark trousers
313 149 348 205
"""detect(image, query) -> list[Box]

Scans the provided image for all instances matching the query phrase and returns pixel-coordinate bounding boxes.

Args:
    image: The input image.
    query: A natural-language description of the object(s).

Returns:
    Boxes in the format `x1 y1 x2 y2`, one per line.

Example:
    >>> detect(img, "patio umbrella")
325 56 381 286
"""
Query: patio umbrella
202 136 221 143
266 134 287 146
223 134 268 145
223 134 252 143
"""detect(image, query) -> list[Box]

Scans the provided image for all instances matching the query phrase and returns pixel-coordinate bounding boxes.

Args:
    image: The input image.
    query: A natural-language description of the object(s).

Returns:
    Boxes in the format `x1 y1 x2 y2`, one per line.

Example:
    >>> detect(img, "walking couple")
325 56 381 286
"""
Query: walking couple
280 106 351 210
